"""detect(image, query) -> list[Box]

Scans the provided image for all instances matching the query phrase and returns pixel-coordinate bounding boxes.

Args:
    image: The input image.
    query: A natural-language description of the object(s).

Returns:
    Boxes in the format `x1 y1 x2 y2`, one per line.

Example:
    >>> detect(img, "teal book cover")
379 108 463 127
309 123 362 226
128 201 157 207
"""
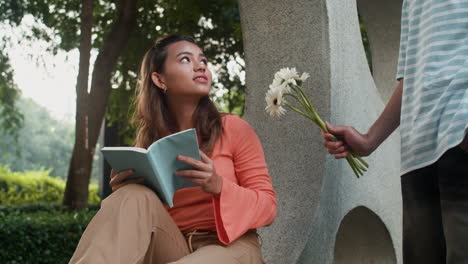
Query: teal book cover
101 128 200 207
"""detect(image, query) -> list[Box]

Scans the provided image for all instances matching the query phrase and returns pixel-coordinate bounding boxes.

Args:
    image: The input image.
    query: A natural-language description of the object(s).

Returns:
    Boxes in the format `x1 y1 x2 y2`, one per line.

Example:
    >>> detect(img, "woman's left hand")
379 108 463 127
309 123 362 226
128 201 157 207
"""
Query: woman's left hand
175 150 223 195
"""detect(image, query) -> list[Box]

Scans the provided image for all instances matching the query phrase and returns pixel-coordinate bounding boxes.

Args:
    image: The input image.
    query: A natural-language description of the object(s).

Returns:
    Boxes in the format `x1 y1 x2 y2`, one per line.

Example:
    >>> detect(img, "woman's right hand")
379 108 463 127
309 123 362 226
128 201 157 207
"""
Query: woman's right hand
109 169 145 192
321 122 374 159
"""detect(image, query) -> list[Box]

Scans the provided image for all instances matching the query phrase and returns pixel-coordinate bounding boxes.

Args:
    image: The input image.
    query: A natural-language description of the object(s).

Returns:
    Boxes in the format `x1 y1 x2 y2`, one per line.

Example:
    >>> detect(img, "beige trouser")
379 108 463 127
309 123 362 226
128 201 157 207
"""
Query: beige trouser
69 184 264 264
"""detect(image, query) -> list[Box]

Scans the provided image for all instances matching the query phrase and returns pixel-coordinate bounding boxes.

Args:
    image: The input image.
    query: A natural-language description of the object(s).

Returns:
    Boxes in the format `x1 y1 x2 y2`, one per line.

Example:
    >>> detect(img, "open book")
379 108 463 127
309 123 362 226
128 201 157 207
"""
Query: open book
101 128 200 207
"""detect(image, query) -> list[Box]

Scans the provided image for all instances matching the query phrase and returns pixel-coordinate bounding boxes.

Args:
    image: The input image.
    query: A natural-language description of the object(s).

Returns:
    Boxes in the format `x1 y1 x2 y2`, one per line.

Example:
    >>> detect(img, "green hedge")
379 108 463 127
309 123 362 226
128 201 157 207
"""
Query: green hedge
0 166 102 263
0 166 100 205
0 205 99 264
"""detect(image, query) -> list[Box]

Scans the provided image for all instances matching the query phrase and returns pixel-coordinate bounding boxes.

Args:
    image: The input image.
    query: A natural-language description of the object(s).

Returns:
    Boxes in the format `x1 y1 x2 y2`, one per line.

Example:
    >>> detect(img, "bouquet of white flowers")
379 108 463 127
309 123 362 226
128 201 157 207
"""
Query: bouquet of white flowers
265 67 368 177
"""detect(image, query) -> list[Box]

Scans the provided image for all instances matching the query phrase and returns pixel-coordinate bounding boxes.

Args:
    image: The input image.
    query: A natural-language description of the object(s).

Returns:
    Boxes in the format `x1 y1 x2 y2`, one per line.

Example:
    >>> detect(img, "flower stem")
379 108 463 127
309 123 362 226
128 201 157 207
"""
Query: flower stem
292 85 314 112
292 85 328 132
354 154 369 168
346 156 361 178
279 81 369 178
284 93 312 115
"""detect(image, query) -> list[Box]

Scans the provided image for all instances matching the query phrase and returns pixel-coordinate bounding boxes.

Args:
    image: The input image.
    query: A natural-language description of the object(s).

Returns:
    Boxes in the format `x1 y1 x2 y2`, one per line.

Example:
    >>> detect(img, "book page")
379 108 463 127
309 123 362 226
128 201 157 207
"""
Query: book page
151 128 199 200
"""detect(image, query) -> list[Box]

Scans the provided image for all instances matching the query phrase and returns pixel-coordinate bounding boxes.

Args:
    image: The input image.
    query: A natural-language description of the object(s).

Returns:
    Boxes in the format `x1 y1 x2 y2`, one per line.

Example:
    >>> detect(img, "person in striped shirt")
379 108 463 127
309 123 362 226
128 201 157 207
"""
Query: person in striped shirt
322 1 468 263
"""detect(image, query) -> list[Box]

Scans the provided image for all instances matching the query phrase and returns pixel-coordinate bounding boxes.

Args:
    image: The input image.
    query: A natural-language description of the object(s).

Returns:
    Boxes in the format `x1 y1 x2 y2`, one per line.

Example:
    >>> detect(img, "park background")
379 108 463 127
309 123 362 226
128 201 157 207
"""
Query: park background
0 0 376 263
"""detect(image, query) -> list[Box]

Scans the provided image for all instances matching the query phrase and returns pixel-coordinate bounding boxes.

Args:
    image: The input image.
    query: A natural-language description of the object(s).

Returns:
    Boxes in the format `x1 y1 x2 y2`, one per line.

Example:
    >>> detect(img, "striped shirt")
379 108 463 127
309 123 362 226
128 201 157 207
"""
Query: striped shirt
397 0 468 175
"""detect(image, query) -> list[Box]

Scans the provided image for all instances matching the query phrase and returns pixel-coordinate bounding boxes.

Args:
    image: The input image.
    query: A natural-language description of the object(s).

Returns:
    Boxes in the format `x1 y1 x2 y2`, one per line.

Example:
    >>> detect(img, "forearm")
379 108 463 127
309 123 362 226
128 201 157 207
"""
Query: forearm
366 79 403 152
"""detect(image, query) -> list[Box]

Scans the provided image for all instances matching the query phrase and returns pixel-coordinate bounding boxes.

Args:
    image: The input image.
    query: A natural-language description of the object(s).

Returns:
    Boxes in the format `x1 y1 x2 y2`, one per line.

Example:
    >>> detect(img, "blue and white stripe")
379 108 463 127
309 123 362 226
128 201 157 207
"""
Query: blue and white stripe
397 0 468 175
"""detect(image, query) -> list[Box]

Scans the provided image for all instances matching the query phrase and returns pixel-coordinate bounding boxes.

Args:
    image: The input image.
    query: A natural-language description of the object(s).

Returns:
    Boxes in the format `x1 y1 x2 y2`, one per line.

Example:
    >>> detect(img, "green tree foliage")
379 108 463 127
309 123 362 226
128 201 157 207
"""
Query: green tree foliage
2 0 245 132
0 47 23 138
0 98 100 181
1 0 245 139
0 98 72 178
0 0 26 25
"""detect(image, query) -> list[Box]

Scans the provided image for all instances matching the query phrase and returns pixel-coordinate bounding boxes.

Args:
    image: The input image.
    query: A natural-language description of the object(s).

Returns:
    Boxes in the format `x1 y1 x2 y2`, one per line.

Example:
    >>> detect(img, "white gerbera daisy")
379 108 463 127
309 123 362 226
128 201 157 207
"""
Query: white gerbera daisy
265 88 286 117
269 80 291 94
298 72 310 82
265 67 368 178
271 75 283 87
274 67 302 92
276 67 299 82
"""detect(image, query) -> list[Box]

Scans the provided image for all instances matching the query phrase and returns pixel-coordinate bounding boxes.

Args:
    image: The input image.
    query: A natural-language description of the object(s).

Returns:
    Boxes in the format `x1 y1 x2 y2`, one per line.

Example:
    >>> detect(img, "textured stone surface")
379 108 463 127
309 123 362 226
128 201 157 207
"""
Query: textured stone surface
238 0 403 263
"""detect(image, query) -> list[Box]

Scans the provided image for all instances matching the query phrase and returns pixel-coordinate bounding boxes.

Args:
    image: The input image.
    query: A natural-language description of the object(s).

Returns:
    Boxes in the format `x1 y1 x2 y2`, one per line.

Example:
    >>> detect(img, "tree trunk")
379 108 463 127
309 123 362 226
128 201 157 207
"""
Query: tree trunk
63 0 94 209
63 0 138 209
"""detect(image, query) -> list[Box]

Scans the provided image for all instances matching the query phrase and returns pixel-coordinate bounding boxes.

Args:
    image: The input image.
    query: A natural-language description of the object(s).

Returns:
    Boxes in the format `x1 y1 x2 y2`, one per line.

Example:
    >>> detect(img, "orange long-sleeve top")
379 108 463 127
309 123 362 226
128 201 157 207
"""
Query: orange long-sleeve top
164 114 277 245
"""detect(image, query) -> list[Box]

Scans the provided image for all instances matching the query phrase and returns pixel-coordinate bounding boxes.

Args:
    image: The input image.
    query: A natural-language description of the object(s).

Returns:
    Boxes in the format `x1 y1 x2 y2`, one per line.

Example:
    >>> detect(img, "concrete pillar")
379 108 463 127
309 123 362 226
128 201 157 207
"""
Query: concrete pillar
237 0 403 263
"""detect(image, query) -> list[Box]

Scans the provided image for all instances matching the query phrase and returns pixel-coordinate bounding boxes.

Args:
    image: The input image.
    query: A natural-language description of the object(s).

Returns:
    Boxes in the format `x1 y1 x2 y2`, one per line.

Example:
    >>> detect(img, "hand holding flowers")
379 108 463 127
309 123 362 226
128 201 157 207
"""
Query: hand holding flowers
265 68 369 177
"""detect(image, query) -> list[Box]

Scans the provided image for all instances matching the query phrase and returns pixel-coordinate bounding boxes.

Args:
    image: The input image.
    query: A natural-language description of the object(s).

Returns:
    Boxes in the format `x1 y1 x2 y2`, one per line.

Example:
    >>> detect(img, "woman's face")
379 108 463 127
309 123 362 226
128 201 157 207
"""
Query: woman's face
154 40 212 98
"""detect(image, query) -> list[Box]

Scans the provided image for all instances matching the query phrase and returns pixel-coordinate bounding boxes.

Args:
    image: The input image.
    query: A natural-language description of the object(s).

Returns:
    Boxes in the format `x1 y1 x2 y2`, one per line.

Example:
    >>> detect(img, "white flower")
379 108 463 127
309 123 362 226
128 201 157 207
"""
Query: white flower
269 79 290 94
265 87 286 117
298 72 309 82
271 75 284 87
273 67 307 93
276 67 299 82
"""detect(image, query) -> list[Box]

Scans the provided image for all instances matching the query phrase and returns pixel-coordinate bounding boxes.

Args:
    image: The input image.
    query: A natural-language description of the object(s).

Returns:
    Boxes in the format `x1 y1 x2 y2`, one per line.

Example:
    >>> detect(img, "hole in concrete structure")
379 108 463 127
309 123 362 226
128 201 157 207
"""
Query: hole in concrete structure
334 206 396 264
358 14 373 75
356 0 403 102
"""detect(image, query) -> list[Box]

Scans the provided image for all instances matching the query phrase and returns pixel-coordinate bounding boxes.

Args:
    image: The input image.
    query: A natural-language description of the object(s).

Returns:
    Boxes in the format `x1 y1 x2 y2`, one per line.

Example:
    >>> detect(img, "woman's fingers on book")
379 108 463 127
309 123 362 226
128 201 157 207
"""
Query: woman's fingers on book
186 178 207 188
110 169 132 179
176 170 222 195
109 169 135 187
177 152 223 195
111 178 145 192
177 155 211 171
175 170 208 179
199 150 213 164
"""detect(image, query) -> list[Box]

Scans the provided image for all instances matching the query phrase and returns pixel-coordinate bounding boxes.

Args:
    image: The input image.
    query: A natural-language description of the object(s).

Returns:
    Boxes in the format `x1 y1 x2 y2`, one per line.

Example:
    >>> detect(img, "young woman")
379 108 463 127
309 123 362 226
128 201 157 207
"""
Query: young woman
69 35 277 264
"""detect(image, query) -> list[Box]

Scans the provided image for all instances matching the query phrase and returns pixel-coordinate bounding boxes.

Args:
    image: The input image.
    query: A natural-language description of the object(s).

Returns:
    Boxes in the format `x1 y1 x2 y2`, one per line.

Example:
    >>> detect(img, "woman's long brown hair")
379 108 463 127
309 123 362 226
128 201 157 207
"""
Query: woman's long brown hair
132 35 222 154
